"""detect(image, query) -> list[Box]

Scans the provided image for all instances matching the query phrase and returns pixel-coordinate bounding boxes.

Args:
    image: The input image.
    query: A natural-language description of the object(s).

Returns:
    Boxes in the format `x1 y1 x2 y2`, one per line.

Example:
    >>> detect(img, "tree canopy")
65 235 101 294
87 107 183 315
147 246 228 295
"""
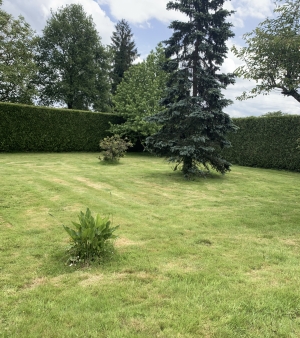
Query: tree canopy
232 0 300 103
110 43 168 144
36 4 110 110
145 0 237 176
0 0 37 104
110 19 139 94
261 110 288 117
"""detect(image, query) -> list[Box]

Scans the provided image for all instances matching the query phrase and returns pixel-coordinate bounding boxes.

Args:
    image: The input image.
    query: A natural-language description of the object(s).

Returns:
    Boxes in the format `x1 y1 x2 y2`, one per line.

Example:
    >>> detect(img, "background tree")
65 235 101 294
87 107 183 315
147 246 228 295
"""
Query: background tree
110 43 168 144
0 0 37 104
261 110 288 117
36 4 110 110
145 0 237 176
232 0 300 103
110 19 139 94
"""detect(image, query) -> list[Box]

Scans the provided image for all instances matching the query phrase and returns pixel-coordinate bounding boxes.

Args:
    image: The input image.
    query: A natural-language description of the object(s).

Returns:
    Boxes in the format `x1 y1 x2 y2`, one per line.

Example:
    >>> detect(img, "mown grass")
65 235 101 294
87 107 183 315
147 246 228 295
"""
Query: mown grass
1 152 300 337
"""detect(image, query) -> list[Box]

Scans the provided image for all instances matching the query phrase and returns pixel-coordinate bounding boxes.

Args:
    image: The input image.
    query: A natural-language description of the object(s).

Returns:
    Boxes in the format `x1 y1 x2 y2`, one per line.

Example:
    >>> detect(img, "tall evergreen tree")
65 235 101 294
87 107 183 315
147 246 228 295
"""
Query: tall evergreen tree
145 0 237 176
36 4 110 110
110 19 139 94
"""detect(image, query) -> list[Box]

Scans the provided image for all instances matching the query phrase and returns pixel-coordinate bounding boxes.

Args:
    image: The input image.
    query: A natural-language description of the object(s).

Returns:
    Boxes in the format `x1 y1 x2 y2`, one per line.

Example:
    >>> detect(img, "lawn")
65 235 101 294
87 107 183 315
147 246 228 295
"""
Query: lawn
1 152 300 337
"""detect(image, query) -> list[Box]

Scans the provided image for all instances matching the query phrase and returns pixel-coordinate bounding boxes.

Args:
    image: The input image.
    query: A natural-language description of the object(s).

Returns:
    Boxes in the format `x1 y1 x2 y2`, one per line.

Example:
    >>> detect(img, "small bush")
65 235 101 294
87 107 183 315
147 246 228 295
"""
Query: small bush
63 208 119 264
99 134 133 161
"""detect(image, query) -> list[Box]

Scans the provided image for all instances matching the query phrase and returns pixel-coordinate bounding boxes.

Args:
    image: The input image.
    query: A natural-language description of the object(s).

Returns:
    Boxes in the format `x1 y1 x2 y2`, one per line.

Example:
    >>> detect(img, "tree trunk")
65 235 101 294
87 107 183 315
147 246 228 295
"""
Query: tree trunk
192 39 199 97
182 157 193 174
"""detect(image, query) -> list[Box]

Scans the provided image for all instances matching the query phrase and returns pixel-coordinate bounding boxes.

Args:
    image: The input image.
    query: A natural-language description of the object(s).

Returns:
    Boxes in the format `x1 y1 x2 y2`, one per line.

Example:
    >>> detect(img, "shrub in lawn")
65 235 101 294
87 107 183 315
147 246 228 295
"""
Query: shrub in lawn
63 208 119 264
99 134 133 162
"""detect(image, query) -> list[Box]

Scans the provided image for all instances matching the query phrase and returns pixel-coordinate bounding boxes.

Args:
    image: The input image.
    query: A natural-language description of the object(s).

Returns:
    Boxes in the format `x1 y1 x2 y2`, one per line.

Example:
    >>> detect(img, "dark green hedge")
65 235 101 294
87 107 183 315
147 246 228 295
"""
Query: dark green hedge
224 116 300 171
0 102 123 152
2 102 300 171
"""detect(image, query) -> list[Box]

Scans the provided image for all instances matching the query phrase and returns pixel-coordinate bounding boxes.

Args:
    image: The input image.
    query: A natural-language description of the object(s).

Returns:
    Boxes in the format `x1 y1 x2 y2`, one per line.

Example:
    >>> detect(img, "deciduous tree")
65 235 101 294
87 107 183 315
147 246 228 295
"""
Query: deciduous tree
145 0 237 176
232 0 300 103
110 43 168 144
0 0 37 104
36 4 110 110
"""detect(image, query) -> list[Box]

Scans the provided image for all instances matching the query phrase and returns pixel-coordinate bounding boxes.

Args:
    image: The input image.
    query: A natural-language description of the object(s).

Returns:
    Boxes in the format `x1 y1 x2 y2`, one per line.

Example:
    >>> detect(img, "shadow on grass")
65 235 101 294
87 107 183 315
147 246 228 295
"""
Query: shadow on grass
97 159 125 166
41 245 120 277
142 168 226 183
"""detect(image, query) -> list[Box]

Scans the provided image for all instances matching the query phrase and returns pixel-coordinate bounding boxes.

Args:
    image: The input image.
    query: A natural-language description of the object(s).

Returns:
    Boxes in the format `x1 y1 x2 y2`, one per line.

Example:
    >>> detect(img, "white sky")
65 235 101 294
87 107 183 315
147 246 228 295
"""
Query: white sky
2 0 299 117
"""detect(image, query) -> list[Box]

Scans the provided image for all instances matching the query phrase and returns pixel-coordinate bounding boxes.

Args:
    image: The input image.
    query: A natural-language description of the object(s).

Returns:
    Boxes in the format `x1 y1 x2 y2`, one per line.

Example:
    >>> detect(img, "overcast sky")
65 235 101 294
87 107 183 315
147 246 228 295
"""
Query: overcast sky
2 0 299 117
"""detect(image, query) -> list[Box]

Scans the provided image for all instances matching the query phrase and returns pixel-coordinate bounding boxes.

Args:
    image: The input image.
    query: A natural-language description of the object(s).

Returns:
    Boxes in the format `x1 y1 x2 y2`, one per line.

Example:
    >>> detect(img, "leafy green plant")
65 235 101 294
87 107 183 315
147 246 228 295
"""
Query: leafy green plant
99 134 133 161
109 43 168 144
63 208 119 263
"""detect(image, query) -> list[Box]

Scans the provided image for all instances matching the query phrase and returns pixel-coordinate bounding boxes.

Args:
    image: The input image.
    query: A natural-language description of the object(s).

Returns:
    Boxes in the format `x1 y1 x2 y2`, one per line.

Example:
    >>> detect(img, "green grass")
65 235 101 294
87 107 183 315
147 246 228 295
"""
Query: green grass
1 152 300 337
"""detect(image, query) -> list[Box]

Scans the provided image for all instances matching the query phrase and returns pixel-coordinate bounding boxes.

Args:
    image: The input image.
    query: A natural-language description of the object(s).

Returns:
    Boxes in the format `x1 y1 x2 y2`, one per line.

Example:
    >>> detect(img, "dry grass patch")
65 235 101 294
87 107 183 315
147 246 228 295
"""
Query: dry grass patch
75 176 114 191
115 237 144 248
245 267 281 288
0 215 12 228
50 178 69 185
78 272 132 286
78 273 104 286
50 195 61 201
162 260 201 274
127 318 146 330
279 238 299 247
25 277 48 289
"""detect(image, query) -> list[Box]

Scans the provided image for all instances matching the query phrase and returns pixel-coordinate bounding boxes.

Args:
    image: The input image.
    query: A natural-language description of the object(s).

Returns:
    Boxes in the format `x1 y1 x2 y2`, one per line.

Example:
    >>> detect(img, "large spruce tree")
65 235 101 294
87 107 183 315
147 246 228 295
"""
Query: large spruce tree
145 0 237 176
110 19 139 94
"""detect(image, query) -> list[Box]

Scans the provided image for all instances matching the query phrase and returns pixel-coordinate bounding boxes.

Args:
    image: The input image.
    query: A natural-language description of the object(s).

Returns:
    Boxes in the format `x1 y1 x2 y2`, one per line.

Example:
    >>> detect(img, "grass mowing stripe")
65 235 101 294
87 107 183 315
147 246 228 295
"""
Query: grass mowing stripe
0 152 300 337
